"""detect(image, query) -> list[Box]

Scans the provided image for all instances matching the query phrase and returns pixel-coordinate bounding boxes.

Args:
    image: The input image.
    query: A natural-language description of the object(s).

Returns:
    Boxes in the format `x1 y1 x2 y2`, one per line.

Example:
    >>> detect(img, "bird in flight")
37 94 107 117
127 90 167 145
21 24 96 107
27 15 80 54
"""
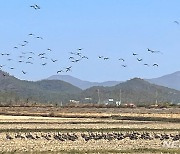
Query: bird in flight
57 70 64 74
24 41 29 44
122 64 127 67
82 56 88 59
137 58 143 62
28 56 33 60
98 56 103 59
69 56 74 59
22 70 27 74
174 21 179 25
132 52 138 56
29 52 35 55
51 59 58 63
30 4 40 10
76 52 82 57
28 33 35 36
147 48 162 54
66 66 72 72
104 57 109 60
36 36 43 40
144 63 149 66
9 67 15 70
40 56 48 59
47 48 52 51
38 53 46 56
14 46 18 49
42 63 47 66
26 61 33 64
119 58 125 62
77 48 83 51
153 63 158 67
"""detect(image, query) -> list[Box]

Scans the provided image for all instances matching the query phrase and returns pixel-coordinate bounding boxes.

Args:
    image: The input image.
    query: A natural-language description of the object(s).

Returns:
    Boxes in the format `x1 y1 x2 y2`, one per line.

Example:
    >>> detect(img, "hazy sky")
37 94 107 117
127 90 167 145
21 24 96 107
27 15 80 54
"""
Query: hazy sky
0 0 180 82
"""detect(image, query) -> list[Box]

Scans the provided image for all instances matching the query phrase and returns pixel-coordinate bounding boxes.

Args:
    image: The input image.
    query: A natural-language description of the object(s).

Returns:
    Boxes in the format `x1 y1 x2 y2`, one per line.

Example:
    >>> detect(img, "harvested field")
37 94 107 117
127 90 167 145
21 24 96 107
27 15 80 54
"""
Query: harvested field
0 107 180 153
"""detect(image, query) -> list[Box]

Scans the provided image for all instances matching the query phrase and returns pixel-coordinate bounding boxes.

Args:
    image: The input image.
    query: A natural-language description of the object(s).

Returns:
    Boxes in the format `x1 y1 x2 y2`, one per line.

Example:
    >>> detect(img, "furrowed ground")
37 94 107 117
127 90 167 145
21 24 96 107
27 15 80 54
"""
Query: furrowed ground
0 107 180 153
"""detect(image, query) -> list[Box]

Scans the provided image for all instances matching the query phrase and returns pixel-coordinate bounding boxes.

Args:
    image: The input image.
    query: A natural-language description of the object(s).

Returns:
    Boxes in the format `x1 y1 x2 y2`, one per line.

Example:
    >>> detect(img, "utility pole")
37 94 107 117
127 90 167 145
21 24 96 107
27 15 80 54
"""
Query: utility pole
119 89 122 105
155 90 158 105
97 89 100 105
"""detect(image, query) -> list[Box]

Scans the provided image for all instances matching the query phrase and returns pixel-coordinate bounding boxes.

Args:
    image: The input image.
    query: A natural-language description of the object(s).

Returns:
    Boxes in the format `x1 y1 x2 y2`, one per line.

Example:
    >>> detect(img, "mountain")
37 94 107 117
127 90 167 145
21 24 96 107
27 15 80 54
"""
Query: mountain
46 75 121 90
1 70 180 106
79 78 180 105
147 71 180 90
0 71 82 104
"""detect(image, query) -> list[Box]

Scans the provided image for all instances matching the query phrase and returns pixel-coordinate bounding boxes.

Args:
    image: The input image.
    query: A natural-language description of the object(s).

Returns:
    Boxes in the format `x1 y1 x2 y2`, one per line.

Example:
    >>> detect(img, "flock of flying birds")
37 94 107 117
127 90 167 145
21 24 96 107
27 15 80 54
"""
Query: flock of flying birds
1 3 179 77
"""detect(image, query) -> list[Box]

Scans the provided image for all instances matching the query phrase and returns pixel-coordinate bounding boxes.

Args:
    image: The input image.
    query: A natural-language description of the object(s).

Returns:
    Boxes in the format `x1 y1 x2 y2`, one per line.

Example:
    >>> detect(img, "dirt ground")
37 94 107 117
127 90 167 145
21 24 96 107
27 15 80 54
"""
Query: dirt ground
0 107 180 153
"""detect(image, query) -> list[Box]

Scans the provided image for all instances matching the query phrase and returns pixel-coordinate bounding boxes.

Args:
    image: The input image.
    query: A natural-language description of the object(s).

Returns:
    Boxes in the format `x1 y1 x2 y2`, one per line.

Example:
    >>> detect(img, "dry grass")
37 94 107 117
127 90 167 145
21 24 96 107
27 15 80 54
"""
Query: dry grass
0 107 180 153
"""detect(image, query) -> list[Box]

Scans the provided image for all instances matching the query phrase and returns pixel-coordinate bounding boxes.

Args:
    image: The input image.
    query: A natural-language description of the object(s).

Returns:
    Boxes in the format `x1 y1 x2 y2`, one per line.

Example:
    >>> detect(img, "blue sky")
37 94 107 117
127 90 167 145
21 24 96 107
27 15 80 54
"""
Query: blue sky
0 0 180 82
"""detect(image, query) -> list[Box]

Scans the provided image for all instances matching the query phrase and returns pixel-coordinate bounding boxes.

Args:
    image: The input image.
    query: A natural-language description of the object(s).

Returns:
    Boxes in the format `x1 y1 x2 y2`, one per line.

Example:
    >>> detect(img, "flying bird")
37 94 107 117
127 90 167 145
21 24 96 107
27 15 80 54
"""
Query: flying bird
24 41 28 44
119 58 125 62
77 48 83 51
137 58 143 62
147 48 162 54
30 5 37 10
9 67 15 70
26 61 33 64
40 56 48 59
47 48 52 51
69 56 74 59
38 53 46 56
42 63 47 66
35 4 40 9
57 70 64 73
174 21 179 25
36 36 43 40
82 56 88 59
98 56 103 59
76 52 82 57
28 33 35 36
104 57 109 60
132 52 138 56
28 57 33 59
153 63 158 67
122 65 127 67
22 70 27 74
66 66 72 72
51 59 58 62
144 63 149 66
30 4 40 10
29 52 35 54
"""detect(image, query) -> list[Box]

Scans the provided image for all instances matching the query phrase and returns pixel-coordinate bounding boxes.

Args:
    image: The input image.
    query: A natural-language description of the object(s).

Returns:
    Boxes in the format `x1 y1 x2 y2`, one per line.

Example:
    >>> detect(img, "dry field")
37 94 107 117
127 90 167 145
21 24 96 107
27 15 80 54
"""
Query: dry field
0 107 180 153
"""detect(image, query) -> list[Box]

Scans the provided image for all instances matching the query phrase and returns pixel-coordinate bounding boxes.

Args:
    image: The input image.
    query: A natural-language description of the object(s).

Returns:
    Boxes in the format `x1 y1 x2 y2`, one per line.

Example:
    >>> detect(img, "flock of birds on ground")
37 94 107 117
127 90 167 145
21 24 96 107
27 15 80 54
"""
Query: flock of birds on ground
1 3 180 77
5 131 180 142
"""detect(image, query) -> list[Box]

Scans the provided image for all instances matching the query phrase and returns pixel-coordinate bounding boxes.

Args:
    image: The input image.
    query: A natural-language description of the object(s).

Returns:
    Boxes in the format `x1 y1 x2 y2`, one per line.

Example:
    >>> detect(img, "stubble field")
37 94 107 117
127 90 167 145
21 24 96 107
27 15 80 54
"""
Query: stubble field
0 107 180 153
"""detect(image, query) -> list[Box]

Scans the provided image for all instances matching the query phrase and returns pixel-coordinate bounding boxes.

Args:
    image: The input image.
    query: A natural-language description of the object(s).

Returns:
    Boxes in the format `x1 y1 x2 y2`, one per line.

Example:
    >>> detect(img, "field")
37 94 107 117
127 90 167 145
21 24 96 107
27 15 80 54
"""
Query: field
0 107 180 153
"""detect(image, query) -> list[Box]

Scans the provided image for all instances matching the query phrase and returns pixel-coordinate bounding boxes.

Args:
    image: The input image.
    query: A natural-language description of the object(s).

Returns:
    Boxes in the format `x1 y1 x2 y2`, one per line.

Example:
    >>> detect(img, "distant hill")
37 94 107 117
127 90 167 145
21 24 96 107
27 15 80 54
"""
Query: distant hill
147 71 180 90
46 75 121 90
80 78 180 105
0 71 82 104
1 70 180 106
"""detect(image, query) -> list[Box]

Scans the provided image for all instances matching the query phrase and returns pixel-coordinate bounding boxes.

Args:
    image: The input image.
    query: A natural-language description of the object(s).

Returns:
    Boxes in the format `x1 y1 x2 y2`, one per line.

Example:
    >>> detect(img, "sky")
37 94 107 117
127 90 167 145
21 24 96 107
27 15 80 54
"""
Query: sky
0 0 180 82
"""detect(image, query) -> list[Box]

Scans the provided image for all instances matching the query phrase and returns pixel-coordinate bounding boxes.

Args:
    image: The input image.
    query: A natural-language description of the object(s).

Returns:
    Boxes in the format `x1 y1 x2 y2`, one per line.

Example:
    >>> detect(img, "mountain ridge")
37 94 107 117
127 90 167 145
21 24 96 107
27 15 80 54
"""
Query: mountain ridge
46 75 121 90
